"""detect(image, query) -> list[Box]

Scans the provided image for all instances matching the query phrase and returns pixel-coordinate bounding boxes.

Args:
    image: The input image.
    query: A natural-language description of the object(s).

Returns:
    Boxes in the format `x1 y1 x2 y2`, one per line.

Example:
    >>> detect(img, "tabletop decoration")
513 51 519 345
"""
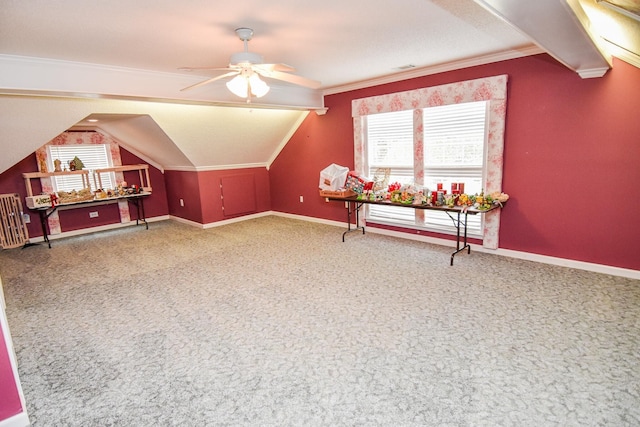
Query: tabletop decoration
352 183 510 210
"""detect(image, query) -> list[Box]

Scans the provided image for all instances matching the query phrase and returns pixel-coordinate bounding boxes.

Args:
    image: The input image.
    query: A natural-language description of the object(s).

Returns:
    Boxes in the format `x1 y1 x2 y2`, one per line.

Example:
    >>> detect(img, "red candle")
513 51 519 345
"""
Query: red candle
431 191 438 204
458 182 465 194
451 183 458 192
437 183 443 190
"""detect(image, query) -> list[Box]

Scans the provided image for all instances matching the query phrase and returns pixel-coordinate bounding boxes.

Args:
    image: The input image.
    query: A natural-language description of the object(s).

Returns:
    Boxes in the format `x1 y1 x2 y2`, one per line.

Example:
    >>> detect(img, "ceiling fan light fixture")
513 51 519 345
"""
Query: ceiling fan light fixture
226 74 249 98
249 73 270 97
226 72 270 99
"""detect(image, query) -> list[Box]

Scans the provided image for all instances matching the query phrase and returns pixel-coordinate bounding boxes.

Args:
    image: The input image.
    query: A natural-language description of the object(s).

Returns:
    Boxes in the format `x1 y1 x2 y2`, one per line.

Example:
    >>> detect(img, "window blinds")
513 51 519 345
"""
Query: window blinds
364 101 488 236
424 101 487 168
47 144 115 192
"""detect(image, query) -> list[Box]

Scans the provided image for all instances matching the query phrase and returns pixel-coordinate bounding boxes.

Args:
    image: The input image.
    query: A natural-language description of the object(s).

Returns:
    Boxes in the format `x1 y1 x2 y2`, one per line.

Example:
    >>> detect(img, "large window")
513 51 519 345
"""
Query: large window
365 101 488 236
47 144 115 192
353 75 507 248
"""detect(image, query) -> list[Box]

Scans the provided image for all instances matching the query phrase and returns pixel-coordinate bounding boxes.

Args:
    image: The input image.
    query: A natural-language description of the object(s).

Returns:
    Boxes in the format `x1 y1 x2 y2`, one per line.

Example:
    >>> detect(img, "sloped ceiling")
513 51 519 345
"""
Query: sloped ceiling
0 0 633 175
0 95 307 172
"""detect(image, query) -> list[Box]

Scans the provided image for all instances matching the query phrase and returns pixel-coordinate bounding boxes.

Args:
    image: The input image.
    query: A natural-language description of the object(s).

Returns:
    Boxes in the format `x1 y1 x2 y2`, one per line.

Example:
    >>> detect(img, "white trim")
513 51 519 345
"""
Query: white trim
596 0 640 22
364 224 640 280
26 210 639 279
476 0 611 78
0 54 325 110
603 39 640 69
324 45 541 95
193 163 268 171
0 413 30 427
116 141 165 173
170 213 273 229
164 164 271 172
577 67 610 78
26 215 169 243
165 163 269 172
162 165 199 172
271 211 348 229
276 213 639 279
489 248 640 280
266 111 310 170
201 211 272 229
172 211 349 230
168 215 205 228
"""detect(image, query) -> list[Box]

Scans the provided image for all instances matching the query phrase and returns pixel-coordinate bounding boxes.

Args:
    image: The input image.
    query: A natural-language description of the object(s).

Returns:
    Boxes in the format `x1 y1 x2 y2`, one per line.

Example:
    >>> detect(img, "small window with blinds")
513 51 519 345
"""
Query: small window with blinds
47 144 115 192
364 101 488 236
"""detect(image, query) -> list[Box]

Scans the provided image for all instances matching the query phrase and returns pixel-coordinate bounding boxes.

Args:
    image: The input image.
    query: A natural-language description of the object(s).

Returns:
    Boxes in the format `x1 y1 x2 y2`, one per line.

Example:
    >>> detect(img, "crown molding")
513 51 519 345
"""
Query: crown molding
602 38 640 69
164 163 269 172
322 45 543 95
577 67 611 78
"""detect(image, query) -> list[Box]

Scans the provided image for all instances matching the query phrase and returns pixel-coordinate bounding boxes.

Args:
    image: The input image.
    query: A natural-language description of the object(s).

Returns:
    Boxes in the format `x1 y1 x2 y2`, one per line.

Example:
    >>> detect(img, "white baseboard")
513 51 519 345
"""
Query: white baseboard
276 214 639 280
168 215 205 228
27 215 169 243
271 211 348 229
177 211 640 279
0 413 30 427
362 223 639 280
30 211 638 279
201 211 273 229
488 248 640 280
170 211 273 229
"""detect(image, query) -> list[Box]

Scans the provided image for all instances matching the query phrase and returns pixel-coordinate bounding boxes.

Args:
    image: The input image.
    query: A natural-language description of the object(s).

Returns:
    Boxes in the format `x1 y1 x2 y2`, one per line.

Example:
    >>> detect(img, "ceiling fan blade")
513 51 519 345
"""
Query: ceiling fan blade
254 63 296 73
258 69 321 89
180 71 239 91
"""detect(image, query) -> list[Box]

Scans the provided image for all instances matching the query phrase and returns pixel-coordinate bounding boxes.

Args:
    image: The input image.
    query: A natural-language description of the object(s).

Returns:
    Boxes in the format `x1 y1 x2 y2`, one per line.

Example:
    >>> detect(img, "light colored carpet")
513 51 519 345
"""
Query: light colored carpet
1 216 639 426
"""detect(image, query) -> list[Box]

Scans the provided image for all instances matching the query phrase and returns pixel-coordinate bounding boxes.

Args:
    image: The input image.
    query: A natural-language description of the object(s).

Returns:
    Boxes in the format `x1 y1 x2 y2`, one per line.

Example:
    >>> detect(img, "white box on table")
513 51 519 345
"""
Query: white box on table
25 195 52 209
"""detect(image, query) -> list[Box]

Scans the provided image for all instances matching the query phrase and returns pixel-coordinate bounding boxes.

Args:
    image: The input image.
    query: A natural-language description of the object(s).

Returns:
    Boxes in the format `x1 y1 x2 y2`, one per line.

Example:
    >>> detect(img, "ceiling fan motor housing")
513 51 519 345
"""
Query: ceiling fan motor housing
180 26 320 93
230 51 264 66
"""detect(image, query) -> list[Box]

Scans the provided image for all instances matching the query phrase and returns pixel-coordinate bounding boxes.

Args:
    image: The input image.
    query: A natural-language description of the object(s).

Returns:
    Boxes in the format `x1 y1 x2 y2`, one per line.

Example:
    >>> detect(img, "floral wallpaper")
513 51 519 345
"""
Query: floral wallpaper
352 75 508 249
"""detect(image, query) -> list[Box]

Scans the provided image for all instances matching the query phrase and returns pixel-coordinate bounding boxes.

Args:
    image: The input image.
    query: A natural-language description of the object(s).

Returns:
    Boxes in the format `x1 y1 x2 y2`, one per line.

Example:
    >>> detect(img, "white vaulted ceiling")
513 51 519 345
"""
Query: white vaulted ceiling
0 0 633 174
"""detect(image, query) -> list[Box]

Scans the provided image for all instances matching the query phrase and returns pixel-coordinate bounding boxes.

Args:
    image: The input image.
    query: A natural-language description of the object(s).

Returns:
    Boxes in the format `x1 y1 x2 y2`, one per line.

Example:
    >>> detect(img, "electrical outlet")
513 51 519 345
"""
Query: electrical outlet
89 211 99 218
299 195 304 203
180 198 184 207
22 213 31 224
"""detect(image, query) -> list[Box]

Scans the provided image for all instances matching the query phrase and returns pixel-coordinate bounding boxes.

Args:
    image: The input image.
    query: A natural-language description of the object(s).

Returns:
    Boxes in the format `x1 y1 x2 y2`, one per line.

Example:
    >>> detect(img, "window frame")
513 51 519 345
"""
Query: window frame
364 101 489 238
351 75 508 249
47 144 116 192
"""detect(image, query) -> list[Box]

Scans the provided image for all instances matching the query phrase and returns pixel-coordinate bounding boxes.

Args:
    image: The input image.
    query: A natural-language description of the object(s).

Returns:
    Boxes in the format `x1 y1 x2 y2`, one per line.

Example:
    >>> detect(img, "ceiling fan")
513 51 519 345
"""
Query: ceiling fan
179 27 321 99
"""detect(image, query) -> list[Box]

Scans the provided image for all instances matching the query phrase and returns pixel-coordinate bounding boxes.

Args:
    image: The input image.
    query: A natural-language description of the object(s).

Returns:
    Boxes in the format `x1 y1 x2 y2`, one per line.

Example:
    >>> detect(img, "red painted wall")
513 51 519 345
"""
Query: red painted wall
0 148 169 237
1 54 637 272
119 150 169 220
0 321 23 422
165 170 204 224
165 167 271 225
270 54 640 271
199 168 270 224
